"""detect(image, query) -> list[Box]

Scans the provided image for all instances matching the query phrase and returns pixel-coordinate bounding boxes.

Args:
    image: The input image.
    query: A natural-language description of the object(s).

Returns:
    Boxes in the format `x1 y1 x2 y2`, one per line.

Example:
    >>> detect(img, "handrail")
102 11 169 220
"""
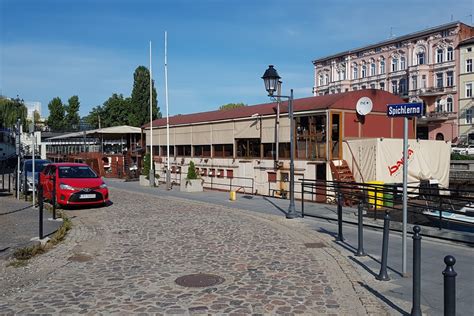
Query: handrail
342 140 365 183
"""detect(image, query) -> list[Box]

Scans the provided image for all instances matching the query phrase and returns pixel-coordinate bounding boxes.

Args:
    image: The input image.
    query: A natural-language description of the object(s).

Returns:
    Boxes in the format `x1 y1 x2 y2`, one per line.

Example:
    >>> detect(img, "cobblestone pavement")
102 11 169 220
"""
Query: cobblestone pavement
0 187 389 315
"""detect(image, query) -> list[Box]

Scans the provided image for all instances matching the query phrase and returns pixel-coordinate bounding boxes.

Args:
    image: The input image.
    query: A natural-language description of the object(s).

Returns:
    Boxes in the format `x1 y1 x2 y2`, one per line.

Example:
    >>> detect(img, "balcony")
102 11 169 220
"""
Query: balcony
417 86 457 96
418 111 457 123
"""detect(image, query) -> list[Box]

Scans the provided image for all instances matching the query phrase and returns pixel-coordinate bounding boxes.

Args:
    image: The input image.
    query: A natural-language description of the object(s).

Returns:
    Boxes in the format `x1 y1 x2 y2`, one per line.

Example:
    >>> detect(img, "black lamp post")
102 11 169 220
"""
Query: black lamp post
262 65 297 219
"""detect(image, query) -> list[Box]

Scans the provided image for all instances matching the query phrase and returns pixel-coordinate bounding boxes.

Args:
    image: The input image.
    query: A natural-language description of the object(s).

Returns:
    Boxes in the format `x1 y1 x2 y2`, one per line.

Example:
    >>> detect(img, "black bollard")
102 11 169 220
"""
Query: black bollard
411 226 422 316
336 191 344 241
8 172 11 192
38 185 44 240
356 201 366 256
443 255 457 316
52 175 57 220
376 210 391 281
2 173 4 191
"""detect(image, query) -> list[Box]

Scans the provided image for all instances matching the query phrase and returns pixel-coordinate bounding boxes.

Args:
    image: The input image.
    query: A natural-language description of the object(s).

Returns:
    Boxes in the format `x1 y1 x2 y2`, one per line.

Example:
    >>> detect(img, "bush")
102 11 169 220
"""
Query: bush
142 152 152 176
187 161 198 180
451 152 473 160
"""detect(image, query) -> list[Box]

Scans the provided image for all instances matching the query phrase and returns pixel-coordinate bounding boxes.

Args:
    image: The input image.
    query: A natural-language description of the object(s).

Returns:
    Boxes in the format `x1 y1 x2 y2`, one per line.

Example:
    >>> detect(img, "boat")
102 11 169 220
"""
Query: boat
422 204 474 232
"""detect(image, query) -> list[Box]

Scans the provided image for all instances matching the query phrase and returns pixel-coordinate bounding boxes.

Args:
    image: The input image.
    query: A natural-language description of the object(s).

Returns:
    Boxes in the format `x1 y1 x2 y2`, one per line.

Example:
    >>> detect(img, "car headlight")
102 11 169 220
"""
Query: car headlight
59 183 75 190
100 183 107 189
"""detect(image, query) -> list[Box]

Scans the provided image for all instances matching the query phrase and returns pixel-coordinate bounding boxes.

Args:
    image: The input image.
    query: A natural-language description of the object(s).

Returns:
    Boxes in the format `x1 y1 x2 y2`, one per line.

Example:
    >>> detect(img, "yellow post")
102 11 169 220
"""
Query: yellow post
229 191 236 201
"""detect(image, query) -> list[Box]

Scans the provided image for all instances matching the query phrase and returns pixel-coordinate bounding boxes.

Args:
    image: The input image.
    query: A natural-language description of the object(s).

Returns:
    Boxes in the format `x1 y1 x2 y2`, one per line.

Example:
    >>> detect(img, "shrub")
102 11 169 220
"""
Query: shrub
187 161 198 180
142 152 152 177
451 152 472 160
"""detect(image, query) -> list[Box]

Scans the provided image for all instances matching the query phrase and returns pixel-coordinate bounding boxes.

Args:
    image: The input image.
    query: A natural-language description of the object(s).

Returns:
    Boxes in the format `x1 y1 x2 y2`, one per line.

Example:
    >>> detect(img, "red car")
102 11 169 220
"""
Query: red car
40 162 109 207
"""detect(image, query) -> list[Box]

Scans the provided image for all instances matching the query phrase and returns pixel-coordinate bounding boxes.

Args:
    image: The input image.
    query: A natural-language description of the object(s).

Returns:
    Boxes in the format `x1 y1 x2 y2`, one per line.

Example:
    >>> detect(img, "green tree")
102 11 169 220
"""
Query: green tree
65 95 81 131
0 96 27 129
85 105 104 129
129 66 160 127
47 97 65 131
186 161 198 179
219 102 247 110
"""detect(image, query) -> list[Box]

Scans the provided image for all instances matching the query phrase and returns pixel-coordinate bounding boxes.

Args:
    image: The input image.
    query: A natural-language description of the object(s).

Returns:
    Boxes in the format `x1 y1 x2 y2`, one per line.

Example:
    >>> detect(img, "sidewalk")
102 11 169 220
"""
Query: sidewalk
106 178 474 315
0 193 62 258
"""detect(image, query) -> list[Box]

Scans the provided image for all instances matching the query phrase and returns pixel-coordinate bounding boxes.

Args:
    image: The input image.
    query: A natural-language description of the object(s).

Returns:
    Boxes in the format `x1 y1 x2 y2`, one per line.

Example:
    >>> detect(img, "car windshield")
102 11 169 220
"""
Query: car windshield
58 166 98 178
25 161 50 172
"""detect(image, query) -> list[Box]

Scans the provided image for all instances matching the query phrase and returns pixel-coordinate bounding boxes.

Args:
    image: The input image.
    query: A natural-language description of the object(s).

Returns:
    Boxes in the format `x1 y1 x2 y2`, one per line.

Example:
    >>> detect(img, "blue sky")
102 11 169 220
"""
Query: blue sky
1 0 472 117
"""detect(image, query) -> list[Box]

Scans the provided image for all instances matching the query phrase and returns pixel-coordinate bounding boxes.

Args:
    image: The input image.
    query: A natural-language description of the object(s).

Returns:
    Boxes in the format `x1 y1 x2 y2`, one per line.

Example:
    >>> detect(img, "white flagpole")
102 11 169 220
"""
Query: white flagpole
149 41 154 186
165 31 171 190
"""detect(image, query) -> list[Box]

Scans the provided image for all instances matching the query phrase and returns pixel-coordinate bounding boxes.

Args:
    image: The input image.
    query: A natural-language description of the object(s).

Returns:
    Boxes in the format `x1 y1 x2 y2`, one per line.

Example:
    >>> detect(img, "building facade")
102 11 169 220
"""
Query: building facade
313 22 474 143
458 37 474 144
144 90 422 200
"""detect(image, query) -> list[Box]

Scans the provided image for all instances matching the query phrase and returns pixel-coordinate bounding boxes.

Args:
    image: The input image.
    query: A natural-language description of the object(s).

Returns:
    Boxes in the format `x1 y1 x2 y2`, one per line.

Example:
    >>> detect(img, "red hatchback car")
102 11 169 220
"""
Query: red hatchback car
40 162 109 207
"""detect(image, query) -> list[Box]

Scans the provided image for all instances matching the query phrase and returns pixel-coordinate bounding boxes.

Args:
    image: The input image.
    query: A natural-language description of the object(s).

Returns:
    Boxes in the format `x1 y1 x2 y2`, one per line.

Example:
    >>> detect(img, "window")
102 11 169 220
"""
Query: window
391 57 398 72
446 71 453 87
193 145 211 157
467 59 473 73
353 65 358 79
422 75 427 88
467 83 473 98
375 47 381 53
417 51 425 65
176 145 191 156
353 86 358 91
319 75 324 86
213 144 233 158
436 73 443 88
236 139 260 158
446 97 453 112
436 98 443 112
391 80 398 94
370 63 376 76
468 47 472 52
411 75 417 90
361 65 367 78
400 56 406 70
436 48 444 63
361 85 366 89
370 83 376 89
380 59 385 74
324 74 329 85
466 109 473 124
160 145 175 157
399 78 407 94
278 143 290 159
447 47 453 61
380 82 385 90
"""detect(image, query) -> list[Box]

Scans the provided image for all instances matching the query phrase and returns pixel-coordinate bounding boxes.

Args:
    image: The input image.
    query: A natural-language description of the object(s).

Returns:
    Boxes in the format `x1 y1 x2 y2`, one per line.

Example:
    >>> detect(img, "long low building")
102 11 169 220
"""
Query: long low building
143 89 450 200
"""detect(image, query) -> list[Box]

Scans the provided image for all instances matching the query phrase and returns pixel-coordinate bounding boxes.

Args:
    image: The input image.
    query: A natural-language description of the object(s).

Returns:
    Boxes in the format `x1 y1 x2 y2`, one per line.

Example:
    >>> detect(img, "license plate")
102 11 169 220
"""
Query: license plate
79 194 96 199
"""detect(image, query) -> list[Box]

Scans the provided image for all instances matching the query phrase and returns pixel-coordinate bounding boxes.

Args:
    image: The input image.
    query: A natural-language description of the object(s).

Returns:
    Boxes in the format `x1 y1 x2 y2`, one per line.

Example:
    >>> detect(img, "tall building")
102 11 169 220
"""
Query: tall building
312 21 474 142
458 37 474 144
25 101 42 120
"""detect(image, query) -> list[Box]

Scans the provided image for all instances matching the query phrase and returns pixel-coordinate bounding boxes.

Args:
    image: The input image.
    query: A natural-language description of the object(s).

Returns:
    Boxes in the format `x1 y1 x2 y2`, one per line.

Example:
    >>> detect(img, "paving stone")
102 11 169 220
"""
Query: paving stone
0 187 388 315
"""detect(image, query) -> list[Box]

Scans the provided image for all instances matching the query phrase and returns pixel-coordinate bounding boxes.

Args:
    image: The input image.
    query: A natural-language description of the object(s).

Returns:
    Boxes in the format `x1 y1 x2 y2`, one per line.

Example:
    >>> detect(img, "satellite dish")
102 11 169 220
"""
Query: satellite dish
356 97 373 116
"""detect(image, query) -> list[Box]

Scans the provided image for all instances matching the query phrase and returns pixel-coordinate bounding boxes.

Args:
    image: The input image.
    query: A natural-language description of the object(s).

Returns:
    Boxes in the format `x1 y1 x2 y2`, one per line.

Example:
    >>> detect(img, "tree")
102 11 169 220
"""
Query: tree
85 105 104 129
0 96 27 129
219 103 247 110
47 97 65 131
65 95 81 131
129 66 160 127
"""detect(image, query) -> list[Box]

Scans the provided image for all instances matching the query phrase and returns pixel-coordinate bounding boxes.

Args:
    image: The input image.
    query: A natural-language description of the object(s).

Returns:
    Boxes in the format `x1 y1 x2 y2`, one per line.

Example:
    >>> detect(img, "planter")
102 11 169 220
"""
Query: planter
180 178 203 192
139 175 160 186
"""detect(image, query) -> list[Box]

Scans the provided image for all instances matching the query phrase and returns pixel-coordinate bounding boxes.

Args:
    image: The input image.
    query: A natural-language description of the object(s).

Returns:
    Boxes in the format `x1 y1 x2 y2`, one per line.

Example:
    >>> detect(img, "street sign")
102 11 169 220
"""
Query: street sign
387 102 423 117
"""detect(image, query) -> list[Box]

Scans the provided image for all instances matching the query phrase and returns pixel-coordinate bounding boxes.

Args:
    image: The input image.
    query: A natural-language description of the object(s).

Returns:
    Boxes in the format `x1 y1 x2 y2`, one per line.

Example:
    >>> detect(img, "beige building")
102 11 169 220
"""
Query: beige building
312 21 474 143
458 37 474 144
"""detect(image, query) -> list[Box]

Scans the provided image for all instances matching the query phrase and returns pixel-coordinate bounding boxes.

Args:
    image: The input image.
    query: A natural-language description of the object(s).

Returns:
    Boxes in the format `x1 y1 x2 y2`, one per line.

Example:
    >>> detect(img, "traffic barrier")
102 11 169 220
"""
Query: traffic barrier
443 255 457 316
376 211 391 281
411 226 422 316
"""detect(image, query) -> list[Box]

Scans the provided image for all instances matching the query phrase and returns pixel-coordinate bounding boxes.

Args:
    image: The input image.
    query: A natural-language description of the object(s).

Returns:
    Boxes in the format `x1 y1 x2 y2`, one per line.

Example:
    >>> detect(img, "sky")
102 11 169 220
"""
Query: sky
1 0 473 118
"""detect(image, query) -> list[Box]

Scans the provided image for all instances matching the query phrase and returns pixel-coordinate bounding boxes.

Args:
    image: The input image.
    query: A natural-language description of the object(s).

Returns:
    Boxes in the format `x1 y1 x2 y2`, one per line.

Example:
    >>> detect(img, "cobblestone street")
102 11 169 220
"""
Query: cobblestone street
0 187 388 315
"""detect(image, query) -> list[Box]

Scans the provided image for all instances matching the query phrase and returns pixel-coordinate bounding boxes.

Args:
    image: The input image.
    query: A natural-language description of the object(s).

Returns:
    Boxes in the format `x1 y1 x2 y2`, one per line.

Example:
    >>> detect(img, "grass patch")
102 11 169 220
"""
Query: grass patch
7 211 72 268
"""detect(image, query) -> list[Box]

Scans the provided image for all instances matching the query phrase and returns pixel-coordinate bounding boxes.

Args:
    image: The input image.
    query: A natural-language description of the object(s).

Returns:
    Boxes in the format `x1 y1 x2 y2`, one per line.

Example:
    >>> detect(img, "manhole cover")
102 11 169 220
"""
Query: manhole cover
175 273 225 288
304 242 326 248
68 253 93 262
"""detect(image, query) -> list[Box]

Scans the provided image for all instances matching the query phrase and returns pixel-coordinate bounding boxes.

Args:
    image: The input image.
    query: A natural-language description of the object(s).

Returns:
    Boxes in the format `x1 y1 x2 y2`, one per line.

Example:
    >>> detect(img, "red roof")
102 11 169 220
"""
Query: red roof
145 89 404 128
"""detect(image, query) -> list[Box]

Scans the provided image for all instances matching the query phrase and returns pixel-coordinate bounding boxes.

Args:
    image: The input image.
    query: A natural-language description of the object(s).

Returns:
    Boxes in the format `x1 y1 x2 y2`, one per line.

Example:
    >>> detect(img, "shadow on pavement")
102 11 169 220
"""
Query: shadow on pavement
358 281 410 316
262 197 288 216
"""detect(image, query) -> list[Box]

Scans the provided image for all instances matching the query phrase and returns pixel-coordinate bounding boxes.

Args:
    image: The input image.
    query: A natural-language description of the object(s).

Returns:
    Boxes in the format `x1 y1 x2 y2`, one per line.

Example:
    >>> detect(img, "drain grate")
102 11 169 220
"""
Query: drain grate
175 273 225 288
304 242 326 248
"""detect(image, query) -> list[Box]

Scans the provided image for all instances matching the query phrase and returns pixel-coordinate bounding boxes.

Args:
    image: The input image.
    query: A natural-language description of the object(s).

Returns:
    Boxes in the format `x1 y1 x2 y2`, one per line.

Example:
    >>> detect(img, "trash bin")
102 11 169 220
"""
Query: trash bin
367 181 384 210
229 190 236 201
383 185 394 208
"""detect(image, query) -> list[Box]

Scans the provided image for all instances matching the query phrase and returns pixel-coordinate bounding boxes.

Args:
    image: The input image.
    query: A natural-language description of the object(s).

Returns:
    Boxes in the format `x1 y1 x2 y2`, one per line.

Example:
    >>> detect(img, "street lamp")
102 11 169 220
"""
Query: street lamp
262 65 297 219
